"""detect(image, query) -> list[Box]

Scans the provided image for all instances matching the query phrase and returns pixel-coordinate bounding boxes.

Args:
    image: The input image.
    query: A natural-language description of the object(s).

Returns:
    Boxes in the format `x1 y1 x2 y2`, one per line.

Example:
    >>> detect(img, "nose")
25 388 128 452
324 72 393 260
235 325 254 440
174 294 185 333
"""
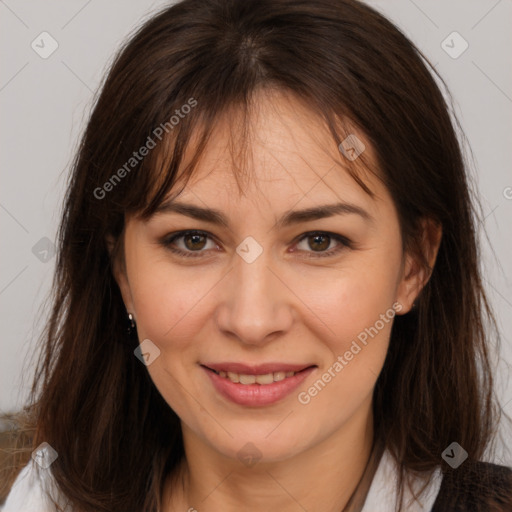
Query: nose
214 248 294 346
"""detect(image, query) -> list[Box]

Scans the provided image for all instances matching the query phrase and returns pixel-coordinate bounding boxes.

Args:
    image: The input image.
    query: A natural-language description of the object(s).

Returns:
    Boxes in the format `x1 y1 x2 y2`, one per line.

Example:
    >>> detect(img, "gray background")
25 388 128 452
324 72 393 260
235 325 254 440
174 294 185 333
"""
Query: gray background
1 0 511 463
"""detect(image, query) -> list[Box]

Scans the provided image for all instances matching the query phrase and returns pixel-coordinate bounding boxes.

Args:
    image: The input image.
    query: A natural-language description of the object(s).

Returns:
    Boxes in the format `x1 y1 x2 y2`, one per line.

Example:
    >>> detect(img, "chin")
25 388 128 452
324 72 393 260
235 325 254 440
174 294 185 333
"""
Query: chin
199 421 313 465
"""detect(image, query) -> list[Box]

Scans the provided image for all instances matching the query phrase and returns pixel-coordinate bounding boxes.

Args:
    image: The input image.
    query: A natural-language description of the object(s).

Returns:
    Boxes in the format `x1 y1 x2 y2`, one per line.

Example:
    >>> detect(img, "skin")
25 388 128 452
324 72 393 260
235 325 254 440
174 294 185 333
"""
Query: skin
112 88 442 512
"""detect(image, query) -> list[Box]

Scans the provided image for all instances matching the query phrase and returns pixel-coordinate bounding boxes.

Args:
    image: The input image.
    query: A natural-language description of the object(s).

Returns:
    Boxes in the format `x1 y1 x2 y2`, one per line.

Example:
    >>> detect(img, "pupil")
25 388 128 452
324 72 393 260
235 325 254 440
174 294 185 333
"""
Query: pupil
310 234 329 251
185 233 206 250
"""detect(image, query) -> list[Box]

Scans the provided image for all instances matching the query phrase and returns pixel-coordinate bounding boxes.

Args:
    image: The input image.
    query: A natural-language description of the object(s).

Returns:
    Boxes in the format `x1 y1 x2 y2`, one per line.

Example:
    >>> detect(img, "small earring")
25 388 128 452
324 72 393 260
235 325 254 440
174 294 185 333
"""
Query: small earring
127 312 136 335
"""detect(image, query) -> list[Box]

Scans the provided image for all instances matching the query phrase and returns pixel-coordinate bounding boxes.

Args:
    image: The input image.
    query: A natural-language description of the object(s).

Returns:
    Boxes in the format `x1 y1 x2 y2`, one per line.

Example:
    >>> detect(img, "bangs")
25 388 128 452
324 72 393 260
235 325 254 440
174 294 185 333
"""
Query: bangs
131 85 379 224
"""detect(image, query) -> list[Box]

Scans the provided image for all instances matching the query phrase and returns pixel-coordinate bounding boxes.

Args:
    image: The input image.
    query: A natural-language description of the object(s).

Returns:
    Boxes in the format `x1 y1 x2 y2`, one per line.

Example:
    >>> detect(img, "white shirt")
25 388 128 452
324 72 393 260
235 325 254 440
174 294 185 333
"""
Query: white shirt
2 449 443 511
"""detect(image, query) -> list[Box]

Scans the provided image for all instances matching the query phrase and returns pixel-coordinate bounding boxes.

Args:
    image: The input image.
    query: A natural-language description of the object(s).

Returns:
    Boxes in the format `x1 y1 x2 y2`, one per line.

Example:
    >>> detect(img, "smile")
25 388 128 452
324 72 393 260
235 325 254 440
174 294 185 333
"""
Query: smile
201 363 317 406
211 368 298 385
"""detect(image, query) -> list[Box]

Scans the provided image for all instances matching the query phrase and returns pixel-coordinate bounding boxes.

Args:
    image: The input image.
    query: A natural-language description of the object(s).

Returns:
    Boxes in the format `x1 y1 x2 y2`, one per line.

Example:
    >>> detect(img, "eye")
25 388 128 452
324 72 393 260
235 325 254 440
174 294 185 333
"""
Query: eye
293 231 351 258
162 230 218 258
160 230 352 259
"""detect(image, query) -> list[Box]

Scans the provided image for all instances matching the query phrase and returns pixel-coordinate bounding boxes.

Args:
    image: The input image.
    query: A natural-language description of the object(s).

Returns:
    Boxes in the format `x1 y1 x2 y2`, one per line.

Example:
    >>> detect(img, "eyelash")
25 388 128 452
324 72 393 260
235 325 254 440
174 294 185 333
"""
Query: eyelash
161 230 352 259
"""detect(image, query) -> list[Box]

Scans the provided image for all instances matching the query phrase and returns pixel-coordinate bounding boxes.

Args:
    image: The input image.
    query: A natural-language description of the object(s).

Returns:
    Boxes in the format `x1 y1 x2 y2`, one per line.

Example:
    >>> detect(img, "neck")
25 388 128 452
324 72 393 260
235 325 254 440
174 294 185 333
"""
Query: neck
162 397 377 512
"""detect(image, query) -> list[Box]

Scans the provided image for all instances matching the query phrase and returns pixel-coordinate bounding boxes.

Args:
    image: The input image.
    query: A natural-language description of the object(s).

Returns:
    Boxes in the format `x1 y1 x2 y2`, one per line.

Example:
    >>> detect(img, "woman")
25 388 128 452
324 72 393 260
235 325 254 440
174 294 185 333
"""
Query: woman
2 0 511 510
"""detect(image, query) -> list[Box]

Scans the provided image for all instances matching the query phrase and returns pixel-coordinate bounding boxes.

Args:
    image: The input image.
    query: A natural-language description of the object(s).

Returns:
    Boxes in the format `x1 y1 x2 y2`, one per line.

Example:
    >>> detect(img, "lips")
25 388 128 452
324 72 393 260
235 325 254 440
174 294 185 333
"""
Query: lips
202 362 313 374
201 362 317 406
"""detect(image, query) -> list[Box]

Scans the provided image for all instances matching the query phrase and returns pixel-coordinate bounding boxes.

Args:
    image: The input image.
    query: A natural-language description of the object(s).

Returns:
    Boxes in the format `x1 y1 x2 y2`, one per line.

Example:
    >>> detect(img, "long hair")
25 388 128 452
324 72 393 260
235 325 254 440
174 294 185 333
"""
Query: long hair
3 0 510 510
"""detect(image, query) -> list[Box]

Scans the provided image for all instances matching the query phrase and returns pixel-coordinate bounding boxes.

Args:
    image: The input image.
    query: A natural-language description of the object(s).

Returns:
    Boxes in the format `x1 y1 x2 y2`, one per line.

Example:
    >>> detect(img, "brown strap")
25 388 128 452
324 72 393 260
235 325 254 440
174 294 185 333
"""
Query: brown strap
431 459 512 511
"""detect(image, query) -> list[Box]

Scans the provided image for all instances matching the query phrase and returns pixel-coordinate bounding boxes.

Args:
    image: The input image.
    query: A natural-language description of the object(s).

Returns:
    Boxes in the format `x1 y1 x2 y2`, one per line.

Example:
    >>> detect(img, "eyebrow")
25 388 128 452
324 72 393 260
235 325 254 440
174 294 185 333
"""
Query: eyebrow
153 200 374 228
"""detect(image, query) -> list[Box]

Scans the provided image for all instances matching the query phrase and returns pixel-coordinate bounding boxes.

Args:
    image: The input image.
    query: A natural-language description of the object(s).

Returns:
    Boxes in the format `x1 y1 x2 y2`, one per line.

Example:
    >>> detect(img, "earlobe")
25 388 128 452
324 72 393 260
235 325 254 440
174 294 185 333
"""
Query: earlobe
395 253 423 314
395 218 442 314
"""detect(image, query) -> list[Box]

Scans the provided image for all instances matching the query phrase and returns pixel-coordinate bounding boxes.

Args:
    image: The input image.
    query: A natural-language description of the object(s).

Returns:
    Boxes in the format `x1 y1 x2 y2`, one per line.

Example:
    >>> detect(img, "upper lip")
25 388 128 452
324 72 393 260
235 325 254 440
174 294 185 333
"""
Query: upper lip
202 362 315 375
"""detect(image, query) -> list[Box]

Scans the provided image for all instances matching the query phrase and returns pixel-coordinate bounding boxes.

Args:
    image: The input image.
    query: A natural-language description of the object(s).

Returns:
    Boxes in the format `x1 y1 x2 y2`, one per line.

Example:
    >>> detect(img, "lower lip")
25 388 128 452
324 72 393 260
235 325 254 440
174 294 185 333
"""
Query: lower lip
202 366 316 406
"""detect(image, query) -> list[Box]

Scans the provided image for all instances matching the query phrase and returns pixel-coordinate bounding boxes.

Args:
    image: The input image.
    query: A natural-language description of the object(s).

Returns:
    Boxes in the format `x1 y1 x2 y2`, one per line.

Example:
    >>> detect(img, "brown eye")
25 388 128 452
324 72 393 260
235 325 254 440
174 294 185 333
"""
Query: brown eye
294 231 351 258
162 230 217 258
162 230 351 260
183 233 207 251
307 234 331 251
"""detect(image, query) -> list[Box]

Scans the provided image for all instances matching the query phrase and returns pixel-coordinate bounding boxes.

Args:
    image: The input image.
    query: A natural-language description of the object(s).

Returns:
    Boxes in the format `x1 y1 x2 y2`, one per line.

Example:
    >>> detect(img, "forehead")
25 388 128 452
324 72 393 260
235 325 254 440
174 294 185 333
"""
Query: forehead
158 88 388 219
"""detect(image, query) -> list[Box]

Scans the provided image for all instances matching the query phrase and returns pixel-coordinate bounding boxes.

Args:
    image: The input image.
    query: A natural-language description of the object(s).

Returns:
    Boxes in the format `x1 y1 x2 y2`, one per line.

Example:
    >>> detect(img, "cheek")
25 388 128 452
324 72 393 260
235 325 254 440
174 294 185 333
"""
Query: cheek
320 288 394 376
127 258 208 420
297 254 400 402
297 282 394 418
129 256 210 344
306 258 400 347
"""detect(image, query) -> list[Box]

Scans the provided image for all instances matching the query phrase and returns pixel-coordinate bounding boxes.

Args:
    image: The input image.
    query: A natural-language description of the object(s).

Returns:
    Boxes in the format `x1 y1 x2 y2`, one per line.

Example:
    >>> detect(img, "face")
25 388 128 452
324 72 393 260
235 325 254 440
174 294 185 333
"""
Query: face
114 89 428 464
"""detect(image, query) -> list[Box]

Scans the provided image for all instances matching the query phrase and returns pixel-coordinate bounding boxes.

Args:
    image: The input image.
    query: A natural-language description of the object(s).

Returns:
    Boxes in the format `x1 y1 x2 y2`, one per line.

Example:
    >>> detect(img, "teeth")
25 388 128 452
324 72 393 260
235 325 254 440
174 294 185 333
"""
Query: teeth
273 371 286 381
239 374 256 384
227 371 239 383
215 369 299 384
255 373 274 385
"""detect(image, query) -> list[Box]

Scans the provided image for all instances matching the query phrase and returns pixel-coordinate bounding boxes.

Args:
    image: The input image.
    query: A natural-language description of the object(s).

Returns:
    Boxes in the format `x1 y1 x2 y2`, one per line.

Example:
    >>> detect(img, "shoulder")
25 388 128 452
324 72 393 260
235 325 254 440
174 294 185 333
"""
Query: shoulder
2 460 64 512
431 459 512 512
363 448 512 512
363 448 444 511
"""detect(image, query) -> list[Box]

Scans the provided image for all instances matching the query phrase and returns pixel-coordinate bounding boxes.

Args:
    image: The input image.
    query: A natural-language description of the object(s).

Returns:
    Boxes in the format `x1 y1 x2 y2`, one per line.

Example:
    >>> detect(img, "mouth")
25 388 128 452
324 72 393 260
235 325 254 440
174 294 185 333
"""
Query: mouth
204 366 313 385
200 362 317 406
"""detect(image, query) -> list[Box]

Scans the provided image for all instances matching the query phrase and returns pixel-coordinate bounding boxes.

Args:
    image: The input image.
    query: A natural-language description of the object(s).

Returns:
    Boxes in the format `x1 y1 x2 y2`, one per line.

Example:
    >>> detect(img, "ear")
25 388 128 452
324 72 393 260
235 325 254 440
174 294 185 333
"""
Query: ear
106 233 135 314
395 217 442 315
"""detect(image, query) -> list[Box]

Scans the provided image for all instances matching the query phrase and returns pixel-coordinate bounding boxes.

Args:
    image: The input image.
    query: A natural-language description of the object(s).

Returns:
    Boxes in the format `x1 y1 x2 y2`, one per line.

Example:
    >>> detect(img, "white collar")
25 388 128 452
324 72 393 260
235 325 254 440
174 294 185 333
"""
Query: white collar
4 448 443 512
361 448 443 511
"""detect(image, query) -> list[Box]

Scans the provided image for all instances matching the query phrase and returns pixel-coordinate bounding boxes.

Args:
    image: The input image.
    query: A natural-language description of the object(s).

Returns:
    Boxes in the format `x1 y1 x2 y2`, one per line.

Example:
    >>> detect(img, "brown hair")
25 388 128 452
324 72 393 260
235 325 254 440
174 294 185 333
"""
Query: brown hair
3 0 511 510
